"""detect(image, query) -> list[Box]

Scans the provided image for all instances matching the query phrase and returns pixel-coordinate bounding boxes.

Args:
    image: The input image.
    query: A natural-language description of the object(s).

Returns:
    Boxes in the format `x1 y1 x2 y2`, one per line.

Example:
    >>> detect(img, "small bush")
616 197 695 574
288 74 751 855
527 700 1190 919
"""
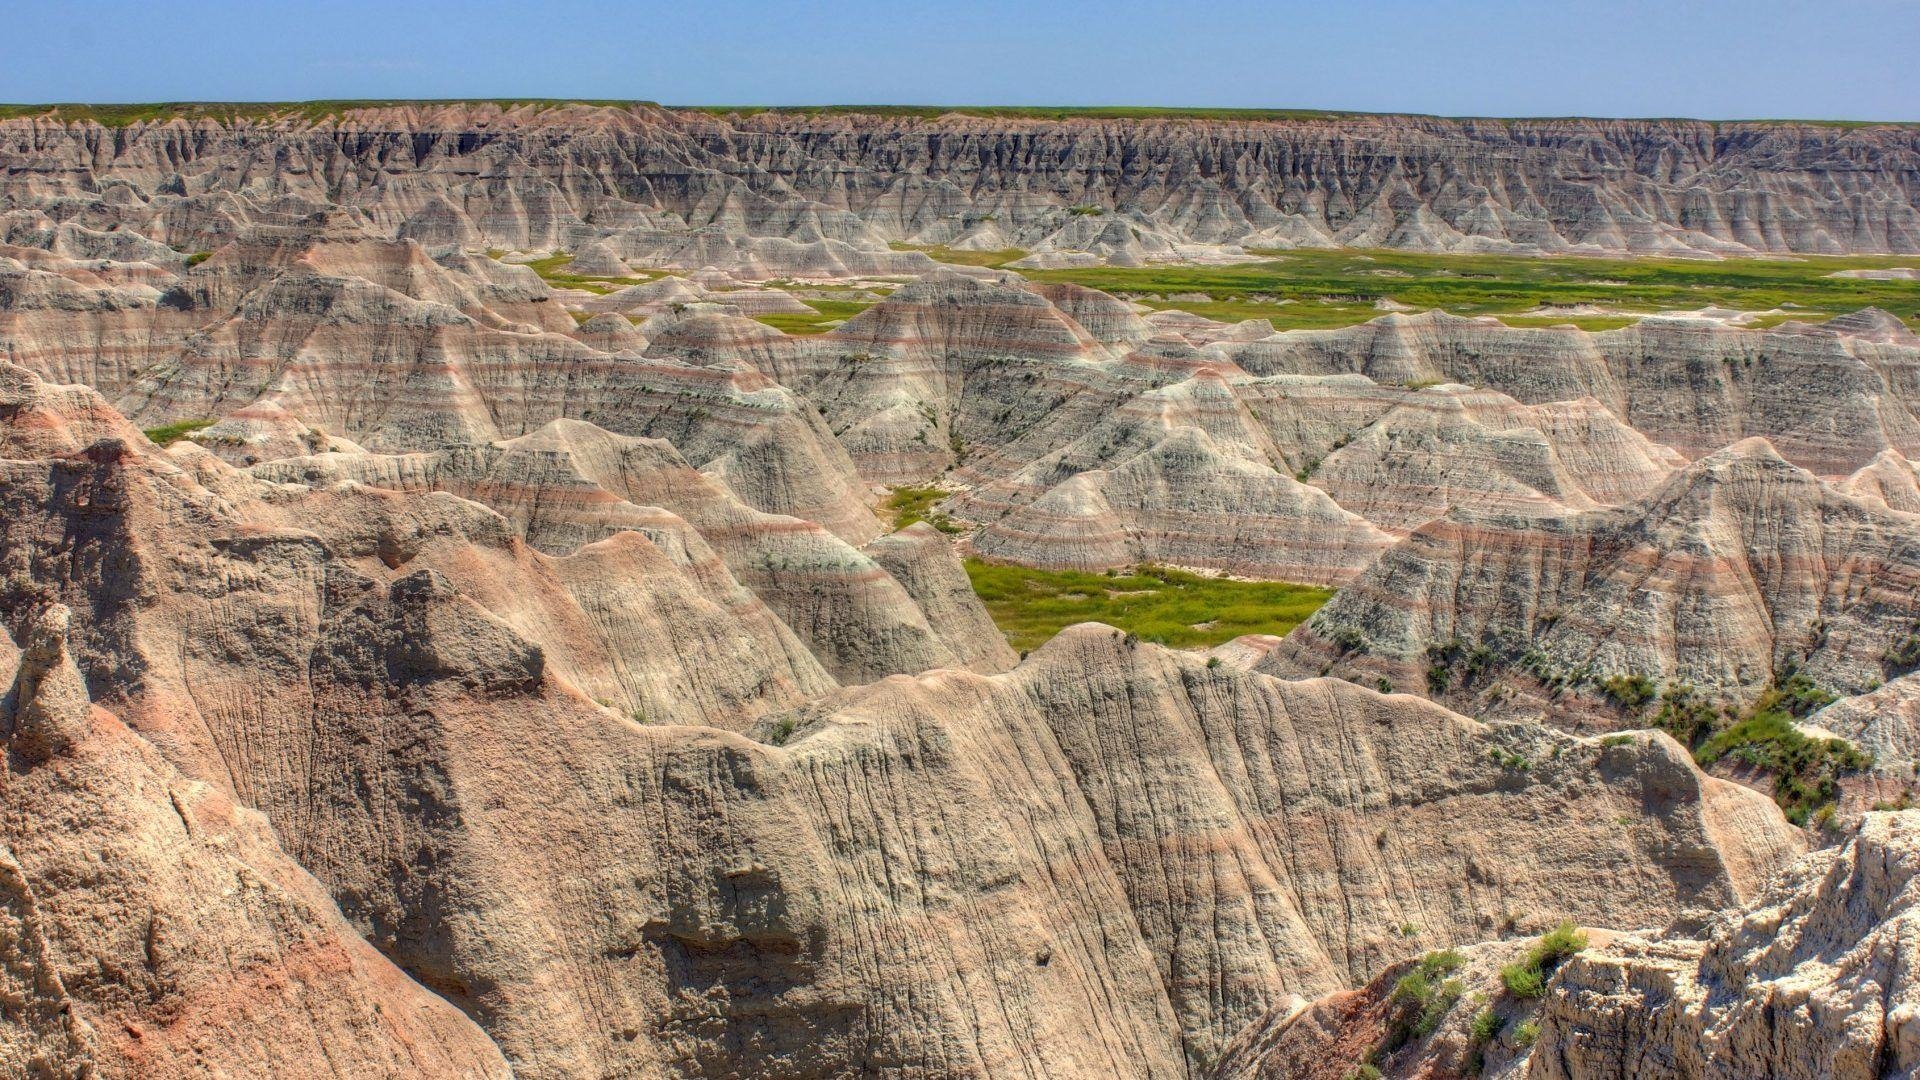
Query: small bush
1499 962 1544 998
1386 951 1467 1049
768 717 798 746
1470 1007 1504 1043
1513 1019 1540 1048
1500 921 1587 999
1600 673 1656 711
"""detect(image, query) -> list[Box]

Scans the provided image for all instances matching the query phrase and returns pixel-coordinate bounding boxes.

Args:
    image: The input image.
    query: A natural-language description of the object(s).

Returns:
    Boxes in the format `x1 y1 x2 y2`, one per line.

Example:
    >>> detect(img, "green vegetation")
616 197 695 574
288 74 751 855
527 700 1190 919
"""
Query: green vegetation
142 419 216 446
963 561 1333 651
1599 672 1657 712
1499 922 1588 999
1022 247 1920 331
883 486 963 534
505 251 658 294
183 251 213 267
889 243 1028 268
751 298 874 335
1513 1019 1540 1049
1385 950 1466 1050
1470 1007 1504 1043
1694 673 1869 825
1653 682 1720 745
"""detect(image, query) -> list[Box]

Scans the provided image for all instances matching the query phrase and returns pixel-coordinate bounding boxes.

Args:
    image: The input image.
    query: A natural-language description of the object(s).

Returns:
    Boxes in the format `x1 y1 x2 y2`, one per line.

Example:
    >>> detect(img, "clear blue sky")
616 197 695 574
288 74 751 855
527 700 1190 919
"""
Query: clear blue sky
6 0 1916 121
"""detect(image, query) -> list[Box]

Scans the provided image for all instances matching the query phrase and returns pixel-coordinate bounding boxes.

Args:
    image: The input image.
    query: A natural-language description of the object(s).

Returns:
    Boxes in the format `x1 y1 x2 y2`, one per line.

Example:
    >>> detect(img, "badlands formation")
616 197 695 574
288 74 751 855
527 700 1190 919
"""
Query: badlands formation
0 102 1917 1078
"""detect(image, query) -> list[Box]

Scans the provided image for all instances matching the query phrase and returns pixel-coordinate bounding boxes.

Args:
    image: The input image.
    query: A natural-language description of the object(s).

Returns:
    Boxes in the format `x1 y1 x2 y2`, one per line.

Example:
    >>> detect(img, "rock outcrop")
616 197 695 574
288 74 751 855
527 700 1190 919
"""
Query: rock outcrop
0 608 511 1079
5 104 1919 258
1531 810 1920 1079
1268 438 1920 720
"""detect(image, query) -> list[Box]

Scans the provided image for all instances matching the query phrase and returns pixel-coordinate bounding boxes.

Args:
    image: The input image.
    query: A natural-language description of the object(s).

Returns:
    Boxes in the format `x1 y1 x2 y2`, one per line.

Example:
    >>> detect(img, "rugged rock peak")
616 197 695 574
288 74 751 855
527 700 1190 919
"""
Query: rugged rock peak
1223 309 1920 476
1532 810 1920 1079
862 522 1019 672
2 605 92 763
1308 385 1686 535
1269 435 1920 720
0 362 152 458
834 270 1113 364
1842 447 1920 514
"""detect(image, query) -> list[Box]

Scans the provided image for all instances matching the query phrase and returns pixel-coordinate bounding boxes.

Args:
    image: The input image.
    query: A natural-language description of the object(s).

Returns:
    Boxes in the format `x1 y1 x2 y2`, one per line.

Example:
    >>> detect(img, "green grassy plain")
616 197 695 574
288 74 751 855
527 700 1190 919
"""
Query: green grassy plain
889 243 1029 268
964 560 1333 651
752 298 874 335
1023 248 1920 330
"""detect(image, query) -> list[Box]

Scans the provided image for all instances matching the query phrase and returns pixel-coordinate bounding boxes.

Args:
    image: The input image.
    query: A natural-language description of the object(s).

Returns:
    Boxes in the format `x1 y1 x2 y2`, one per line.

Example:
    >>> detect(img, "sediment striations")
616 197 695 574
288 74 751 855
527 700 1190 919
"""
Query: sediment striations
4 103 1920 258
0 363 1807 1076
1266 438 1920 721
4 98 1920 1078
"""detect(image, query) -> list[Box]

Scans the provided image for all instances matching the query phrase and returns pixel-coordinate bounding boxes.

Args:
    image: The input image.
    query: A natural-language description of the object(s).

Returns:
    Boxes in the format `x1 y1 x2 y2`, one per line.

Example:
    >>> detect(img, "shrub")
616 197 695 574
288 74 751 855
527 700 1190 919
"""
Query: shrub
1653 682 1718 746
1513 1019 1540 1048
1207 656 1223 669
1600 673 1656 711
768 717 798 746
1499 962 1544 998
1500 921 1587 998
1470 1007 1504 1043
1386 951 1467 1049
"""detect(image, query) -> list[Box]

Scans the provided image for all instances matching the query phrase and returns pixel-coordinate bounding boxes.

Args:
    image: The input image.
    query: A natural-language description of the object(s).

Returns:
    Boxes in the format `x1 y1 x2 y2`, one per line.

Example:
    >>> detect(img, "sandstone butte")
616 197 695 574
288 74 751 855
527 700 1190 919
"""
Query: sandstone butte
0 101 1918 1077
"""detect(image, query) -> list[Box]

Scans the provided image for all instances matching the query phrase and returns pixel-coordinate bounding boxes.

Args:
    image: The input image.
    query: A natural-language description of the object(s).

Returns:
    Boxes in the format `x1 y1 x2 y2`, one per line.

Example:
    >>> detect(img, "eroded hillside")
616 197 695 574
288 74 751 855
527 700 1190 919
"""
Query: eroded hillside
1 102 1917 1078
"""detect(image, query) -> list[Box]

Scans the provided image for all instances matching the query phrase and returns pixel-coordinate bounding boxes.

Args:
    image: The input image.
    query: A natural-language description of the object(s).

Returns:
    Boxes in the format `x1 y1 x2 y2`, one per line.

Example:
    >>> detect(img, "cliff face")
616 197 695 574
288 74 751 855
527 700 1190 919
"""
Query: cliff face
3 103 1918 257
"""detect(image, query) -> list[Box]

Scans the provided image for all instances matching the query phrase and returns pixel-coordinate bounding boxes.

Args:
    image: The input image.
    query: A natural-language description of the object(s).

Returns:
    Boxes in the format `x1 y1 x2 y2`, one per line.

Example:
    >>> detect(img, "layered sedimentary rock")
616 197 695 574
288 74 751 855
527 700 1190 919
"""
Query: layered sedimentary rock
0 607 511 1079
254 418 1006 683
1531 810 1920 1079
1266 438 1920 720
0 364 1809 1076
1222 309 1920 476
5 103 1919 258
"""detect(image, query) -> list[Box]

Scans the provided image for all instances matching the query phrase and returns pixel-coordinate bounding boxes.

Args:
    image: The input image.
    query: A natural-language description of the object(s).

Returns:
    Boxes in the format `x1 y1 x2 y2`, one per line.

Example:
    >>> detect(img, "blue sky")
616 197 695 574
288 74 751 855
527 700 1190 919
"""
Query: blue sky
5 0 1916 121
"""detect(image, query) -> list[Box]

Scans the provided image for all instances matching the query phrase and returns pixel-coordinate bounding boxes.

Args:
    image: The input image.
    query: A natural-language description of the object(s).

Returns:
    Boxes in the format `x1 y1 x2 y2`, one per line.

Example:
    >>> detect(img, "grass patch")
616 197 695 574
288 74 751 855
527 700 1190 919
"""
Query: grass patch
142 419 216 446
752 298 874 335
964 560 1332 651
883 485 963 533
890 243 1028 268
493 251 656 293
1378 950 1466 1057
1024 247 1920 331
